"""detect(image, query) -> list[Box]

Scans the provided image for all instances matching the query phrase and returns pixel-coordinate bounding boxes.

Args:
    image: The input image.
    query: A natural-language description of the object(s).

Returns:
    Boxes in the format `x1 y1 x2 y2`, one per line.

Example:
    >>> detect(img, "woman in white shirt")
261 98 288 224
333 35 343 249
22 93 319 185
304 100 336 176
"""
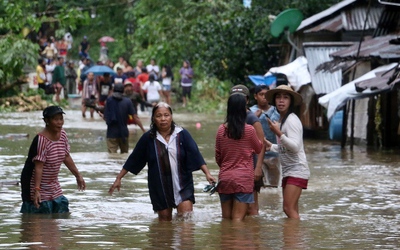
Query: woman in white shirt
264 84 310 219
142 74 162 105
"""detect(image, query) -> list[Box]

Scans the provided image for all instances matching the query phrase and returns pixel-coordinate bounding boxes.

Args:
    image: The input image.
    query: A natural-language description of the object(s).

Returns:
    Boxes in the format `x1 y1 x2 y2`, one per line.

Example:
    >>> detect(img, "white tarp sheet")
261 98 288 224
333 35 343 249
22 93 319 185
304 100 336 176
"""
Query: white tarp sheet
318 63 398 120
265 56 311 91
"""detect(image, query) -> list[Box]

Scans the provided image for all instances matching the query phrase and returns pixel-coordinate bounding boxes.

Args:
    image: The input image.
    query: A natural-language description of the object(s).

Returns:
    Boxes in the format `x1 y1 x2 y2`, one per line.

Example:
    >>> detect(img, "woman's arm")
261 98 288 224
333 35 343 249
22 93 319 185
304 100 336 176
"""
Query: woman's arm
200 165 217 184
33 161 44 208
252 122 265 181
279 117 303 153
64 154 86 191
109 168 129 194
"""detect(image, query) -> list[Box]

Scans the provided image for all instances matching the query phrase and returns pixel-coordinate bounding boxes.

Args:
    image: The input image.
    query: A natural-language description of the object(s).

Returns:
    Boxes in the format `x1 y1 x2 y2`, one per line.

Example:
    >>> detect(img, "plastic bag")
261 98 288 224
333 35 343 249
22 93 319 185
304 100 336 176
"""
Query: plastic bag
262 156 281 188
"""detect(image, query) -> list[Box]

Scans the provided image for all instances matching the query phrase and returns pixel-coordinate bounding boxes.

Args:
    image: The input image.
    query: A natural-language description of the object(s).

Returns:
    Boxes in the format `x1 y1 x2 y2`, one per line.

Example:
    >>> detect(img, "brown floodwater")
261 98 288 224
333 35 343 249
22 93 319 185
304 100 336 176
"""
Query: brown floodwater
0 109 399 249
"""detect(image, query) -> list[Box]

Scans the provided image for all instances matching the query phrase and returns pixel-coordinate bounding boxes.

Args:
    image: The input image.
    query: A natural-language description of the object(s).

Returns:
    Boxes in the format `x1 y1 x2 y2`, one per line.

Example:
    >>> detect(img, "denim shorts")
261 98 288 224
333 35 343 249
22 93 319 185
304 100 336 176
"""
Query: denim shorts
20 195 69 214
162 84 171 91
219 193 254 203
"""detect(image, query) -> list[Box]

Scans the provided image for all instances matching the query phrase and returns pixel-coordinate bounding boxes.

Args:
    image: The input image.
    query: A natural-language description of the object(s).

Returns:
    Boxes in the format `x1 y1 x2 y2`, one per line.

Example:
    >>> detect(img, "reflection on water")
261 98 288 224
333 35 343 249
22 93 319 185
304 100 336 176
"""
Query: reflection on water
0 110 400 249
20 214 68 249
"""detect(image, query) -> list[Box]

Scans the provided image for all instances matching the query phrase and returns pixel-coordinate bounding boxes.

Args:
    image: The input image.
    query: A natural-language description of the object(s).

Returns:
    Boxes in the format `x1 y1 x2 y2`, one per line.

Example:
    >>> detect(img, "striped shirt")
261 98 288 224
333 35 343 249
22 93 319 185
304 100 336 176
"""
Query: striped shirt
30 130 70 201
215 124 263 194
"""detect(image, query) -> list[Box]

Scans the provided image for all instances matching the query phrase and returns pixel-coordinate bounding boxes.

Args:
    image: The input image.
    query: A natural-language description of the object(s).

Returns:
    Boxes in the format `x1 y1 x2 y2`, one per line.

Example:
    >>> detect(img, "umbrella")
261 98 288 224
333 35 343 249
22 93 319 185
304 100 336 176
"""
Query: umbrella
83 65 117 76
248 75 276 86
98 36 115 43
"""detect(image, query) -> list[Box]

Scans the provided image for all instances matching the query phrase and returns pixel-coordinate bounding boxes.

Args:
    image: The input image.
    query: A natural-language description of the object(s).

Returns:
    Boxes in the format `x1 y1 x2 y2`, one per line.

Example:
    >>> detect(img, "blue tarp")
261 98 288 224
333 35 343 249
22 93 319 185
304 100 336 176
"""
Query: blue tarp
248 75 276 86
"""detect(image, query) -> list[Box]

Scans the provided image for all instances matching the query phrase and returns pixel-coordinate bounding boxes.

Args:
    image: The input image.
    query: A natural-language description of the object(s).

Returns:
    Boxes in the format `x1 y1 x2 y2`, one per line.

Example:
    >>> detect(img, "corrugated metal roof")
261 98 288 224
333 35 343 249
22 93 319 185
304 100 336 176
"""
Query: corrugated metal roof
304 42 354 94
355 64 400 91
304 6 383 33
304 15 343 33
342 6 383 30
297 0 358 31
373 7 400 37
330 34 400 58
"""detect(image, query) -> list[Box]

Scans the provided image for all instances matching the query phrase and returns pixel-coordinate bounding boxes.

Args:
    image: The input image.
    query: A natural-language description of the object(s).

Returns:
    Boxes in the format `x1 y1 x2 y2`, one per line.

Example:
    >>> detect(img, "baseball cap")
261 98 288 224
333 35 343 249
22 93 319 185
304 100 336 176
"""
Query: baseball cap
43 106 65 118
124 79 133 86
83 35 87 39
230 85 249 97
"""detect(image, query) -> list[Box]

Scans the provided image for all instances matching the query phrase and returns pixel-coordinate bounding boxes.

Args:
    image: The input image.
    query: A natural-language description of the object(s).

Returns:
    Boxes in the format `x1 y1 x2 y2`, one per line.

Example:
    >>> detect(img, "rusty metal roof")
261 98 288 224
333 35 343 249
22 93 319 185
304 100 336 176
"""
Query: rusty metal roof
304 15 343 33
329 34 400 59
297 0 358 31
342 6 383 30
304 5 383 33
355 64 400 91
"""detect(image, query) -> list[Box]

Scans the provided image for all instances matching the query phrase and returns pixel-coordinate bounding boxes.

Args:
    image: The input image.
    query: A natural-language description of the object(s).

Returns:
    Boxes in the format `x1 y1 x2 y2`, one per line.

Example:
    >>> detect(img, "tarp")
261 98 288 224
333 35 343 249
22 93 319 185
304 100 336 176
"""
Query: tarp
265 56 311 91
318 63 398 120
248 75 276 86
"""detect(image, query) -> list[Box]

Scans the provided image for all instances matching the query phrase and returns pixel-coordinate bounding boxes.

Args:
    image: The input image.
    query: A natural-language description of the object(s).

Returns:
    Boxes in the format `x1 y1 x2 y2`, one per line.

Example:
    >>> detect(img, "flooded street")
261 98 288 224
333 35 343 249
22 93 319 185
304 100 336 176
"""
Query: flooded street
1 109 400 249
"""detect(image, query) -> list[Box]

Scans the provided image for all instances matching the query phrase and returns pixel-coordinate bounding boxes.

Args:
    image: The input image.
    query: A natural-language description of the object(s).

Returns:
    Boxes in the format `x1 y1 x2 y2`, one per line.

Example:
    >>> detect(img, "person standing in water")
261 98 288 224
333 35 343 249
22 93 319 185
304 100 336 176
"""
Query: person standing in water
215 93 264 221
264 85 310 219
179 60 193 107
109 102 216 221
20 106 85 213
230 85 266 216
249 84 281 189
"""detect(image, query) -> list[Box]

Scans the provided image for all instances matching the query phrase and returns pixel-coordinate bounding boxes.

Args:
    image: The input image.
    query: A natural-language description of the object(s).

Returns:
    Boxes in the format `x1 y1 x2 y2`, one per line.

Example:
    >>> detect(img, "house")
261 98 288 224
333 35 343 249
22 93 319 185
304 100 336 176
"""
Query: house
281 0 400 147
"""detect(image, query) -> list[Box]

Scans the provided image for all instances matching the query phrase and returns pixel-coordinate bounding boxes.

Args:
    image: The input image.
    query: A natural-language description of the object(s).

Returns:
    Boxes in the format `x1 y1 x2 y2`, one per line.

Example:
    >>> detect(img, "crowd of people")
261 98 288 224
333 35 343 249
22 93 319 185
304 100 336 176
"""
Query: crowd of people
36 35 192 111
31 35 310 222
22 78 310 222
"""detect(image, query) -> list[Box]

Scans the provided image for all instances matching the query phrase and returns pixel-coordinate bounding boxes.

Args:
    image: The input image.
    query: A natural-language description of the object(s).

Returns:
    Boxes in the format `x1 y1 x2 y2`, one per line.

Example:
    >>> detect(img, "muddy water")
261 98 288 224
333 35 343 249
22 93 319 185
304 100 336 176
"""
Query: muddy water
0 110 399 249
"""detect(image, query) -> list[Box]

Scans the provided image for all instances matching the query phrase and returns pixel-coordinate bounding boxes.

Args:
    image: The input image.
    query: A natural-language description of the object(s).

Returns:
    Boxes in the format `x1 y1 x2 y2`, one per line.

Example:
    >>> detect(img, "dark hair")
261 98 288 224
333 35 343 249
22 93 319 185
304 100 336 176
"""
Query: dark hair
163 65 173 78
103 73 110 77
129 71 135 77
225 94 247 140
149 74 155 83
141 68 148 73
254 84 269 94
274 73 289 86
184 60 191 68
149 102 176 139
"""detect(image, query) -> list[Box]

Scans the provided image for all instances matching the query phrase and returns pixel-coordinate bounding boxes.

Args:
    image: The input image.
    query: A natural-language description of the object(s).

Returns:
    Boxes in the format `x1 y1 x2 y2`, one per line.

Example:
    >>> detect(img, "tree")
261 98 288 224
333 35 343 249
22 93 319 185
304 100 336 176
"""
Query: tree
0 0 89 97
125 0 342 84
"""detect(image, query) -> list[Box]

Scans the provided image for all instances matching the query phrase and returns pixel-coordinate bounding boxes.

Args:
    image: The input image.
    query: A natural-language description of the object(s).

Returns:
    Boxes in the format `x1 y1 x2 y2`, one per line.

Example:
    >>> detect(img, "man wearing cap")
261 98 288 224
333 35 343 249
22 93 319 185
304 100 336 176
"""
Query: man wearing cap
230 84 266 216
79 36 90 58
20 106 85 213
103 83 145 153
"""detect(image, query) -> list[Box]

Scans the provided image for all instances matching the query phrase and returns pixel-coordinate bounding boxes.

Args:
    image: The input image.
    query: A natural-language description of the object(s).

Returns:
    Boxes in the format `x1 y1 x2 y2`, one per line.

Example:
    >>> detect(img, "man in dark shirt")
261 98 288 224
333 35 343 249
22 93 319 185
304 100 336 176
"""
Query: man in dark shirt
79 36 90 58
111 67 127 85
103 83 145 154
98 73 113 106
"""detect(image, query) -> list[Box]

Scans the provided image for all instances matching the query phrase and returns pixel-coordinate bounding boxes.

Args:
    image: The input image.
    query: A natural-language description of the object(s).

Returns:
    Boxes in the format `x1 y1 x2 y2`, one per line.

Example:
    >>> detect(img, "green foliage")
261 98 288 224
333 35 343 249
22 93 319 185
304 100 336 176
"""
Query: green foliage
184 75 231 114
0 0 344 111
0 36 38 84
125 0 342 86
0 0 89 96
